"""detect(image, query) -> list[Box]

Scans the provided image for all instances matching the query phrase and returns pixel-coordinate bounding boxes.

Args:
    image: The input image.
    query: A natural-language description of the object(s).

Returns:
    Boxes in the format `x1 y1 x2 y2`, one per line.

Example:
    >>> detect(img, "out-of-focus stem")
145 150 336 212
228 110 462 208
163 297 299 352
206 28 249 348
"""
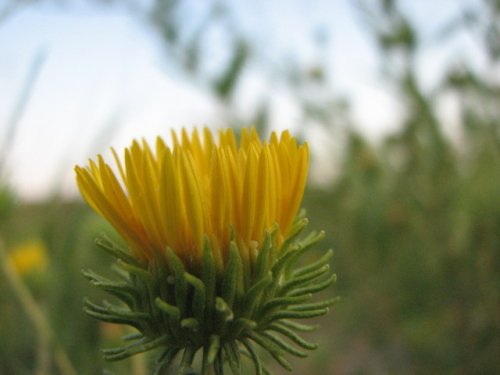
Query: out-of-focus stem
35 332 50 375
0 239 77 375
0 49 46 178
131 352 147 375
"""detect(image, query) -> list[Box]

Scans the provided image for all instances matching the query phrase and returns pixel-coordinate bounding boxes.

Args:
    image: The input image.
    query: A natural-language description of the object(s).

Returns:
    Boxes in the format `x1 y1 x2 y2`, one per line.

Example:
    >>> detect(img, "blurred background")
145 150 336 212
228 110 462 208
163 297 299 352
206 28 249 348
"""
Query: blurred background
0 0 499 374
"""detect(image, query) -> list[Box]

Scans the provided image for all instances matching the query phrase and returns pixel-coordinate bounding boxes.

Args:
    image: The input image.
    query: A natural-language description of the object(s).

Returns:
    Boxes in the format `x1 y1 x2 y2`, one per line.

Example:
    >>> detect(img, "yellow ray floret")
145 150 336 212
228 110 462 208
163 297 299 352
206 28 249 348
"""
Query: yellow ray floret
75 127 309 271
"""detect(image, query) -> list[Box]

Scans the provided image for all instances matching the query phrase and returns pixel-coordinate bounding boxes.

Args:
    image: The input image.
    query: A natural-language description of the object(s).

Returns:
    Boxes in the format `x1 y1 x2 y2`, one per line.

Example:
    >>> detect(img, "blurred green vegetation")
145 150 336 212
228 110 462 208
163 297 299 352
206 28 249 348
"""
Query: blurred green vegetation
1 0 499 374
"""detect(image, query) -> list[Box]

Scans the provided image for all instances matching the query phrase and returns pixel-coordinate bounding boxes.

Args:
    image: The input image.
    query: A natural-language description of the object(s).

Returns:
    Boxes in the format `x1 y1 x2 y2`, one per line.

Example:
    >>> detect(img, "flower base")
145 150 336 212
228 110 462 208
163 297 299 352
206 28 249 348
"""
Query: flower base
83 218 336 375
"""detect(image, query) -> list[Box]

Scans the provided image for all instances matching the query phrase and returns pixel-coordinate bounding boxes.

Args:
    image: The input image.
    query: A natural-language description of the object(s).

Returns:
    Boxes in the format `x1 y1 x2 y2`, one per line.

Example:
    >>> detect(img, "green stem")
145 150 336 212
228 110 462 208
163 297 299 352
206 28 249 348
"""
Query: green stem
35 332 50 375
131 352 147 375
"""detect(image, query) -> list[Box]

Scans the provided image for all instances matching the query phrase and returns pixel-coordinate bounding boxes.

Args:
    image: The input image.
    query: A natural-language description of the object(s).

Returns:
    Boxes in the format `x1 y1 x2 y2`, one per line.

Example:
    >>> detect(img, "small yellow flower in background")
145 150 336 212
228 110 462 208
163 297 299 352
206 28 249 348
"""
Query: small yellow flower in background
75 127 309 272
77 127 335 375
8 240 48 275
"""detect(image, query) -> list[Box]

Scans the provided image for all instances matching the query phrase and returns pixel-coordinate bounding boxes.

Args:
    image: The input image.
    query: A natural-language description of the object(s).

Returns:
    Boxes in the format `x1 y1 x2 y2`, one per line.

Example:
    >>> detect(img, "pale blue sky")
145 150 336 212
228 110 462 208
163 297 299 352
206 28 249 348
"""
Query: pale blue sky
0 0 483 199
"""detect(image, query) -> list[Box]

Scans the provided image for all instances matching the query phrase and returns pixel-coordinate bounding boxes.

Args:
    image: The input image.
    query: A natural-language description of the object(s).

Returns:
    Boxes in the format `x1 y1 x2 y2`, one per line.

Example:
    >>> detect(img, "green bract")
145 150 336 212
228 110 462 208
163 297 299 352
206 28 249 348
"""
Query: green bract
83 217 336 375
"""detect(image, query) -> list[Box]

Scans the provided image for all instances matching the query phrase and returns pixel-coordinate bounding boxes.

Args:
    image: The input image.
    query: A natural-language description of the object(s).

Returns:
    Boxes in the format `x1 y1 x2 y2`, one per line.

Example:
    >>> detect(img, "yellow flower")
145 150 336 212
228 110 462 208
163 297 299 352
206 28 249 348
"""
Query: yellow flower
78 127 334 374
8 240 48 275
75 127 309 272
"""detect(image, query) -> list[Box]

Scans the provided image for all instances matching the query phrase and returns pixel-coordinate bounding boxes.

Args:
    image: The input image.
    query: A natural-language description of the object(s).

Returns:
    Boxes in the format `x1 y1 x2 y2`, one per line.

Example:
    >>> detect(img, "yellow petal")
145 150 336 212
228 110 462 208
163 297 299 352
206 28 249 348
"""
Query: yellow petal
179 151 205 262
75 127 309 273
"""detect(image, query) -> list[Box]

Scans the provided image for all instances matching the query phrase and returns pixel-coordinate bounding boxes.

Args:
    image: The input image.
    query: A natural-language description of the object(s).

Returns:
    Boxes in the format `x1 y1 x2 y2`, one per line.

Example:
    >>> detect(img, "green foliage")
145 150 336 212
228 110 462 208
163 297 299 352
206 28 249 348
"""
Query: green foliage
302 2 500 372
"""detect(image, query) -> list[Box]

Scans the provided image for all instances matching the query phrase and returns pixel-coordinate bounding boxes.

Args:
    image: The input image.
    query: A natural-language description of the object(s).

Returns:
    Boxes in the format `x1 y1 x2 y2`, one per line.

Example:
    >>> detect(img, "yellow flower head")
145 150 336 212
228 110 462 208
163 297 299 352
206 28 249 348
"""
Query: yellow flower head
78 127 334 374
8 240 48 275
75 127 309 272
